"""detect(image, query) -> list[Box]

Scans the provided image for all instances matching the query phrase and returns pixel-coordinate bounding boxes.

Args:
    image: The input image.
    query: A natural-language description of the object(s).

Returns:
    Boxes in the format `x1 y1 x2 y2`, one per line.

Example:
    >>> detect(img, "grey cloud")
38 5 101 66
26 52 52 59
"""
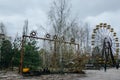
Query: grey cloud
0 0 120 18
0 0 51 15
71 0 120 19
0 0 120 38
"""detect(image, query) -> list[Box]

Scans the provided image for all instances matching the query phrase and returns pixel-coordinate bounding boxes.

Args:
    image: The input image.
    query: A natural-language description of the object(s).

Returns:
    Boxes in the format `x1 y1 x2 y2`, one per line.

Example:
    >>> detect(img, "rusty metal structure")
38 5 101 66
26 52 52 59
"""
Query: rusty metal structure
19 31 79 74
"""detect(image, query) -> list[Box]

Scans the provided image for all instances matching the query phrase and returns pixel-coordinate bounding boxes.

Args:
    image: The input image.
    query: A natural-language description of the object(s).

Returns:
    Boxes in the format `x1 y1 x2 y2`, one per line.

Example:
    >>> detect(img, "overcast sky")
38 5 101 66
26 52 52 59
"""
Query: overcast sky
0 0 120 39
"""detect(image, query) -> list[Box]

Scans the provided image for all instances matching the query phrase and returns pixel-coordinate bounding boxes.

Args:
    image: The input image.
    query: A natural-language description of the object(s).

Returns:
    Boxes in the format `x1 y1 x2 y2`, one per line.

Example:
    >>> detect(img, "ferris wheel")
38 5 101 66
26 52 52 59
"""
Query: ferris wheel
91 23 119 71
91 23 119 56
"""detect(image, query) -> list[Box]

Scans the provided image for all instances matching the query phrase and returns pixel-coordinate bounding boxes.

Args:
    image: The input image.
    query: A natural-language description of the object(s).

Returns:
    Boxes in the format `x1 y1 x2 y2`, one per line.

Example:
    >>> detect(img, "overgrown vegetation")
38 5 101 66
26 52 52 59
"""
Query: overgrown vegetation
0 0 91 73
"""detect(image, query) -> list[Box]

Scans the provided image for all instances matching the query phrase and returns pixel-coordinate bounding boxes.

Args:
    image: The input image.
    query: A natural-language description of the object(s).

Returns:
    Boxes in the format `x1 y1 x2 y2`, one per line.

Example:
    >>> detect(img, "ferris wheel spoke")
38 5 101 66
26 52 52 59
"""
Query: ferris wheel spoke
100 28 104 36
95 33 103 40
93 44 103 47
111 47 116 51
94 41 103 44
105 28 108 33
111 48 116 54
103 28 107 34
97 29 104 37
95 38 104 42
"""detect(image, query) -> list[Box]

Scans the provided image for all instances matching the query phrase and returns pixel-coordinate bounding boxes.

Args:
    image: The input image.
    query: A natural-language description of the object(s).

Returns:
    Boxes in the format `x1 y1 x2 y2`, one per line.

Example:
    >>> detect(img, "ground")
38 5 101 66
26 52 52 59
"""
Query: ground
80 68 120 80
0 68 120 80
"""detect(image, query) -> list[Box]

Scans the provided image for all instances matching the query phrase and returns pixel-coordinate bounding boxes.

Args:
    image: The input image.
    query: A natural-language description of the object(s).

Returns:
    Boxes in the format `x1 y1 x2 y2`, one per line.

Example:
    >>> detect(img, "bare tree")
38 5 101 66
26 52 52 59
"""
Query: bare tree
23 20 28 35
48 0 72 71
0 22 6 35
48 0 70 36
83 23 91 53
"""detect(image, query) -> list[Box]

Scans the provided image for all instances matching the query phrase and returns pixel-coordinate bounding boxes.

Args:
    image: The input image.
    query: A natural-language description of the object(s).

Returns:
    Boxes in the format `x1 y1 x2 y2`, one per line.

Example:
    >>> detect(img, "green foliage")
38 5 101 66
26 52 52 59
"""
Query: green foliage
23 40 42 70
12 36 21 67
11 37 42 70
1 40 12 68
12 48 20 67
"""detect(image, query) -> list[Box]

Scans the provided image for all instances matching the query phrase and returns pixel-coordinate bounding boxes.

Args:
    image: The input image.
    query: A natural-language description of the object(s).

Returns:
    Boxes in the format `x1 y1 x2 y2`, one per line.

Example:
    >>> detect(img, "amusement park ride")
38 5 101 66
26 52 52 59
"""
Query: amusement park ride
19 31 80 75
91 23 119 71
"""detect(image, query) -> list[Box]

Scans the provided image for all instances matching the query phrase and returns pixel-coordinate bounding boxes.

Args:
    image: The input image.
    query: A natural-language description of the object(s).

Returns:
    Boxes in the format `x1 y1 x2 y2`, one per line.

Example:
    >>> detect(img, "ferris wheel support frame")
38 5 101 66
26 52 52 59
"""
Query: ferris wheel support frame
102 37 116 71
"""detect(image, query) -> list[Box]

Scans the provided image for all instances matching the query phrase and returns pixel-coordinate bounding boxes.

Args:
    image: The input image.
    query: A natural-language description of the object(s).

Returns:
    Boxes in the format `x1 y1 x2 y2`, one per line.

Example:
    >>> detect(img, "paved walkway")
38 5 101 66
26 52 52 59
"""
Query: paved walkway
79 68 120 80
0 68 120 80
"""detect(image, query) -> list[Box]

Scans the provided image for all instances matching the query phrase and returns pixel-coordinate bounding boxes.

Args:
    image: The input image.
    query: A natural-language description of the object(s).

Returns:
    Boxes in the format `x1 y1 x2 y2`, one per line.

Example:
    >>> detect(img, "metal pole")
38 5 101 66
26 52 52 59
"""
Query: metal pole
60 39 63 74
77 44 80 55
19 35 24 74
54 40 57 68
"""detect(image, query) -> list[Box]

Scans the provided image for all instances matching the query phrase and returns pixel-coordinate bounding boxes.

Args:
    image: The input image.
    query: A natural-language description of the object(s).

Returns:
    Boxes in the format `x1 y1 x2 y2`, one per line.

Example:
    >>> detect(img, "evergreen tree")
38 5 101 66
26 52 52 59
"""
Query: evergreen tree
1 40 12 68
23 39 42 70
